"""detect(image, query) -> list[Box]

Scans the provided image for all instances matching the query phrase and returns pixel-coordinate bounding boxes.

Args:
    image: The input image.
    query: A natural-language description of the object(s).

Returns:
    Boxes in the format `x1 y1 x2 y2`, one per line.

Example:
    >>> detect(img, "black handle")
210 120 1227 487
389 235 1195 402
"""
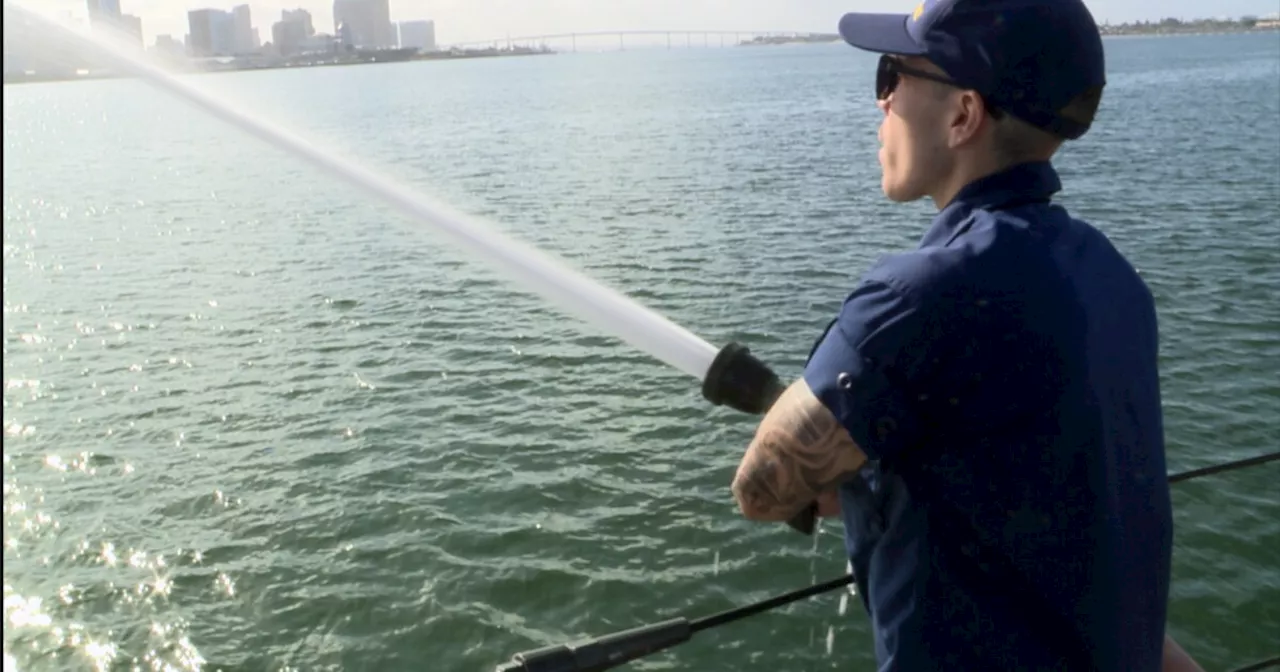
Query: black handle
700 342 786 414
495 618 692 672
701 342 818 535
786 502 818 535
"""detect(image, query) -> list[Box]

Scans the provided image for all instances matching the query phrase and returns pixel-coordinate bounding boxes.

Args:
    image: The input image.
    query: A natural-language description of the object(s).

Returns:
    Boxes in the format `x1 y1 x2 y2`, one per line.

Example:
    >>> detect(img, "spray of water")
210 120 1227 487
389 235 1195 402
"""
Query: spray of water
4 1 721 382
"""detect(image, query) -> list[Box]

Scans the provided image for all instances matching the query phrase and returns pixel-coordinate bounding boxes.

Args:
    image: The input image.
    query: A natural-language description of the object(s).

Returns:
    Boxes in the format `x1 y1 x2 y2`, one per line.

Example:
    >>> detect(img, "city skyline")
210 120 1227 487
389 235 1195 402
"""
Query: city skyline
33 0 1280 46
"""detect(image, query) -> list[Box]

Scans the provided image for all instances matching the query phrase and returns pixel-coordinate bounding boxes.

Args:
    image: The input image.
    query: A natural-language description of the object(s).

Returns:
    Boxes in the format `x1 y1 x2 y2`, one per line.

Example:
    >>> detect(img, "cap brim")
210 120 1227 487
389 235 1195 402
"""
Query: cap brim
837 12 926 55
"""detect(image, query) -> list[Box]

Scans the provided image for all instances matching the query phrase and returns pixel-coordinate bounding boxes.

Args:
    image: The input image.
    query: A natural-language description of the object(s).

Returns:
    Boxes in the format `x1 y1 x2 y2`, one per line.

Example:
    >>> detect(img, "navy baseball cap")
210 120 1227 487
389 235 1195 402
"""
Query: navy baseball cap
838 0 1106 140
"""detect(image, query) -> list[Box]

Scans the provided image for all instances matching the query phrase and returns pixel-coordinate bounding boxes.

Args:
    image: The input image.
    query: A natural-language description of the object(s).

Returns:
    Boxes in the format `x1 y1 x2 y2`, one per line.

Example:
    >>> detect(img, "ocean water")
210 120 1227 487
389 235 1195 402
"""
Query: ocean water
4 31 1279 672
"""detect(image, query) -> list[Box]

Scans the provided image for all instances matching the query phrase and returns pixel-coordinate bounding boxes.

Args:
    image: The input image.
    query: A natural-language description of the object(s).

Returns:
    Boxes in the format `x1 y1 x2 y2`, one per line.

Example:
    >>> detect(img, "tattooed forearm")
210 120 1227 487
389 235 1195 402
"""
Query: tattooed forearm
731 378 867 521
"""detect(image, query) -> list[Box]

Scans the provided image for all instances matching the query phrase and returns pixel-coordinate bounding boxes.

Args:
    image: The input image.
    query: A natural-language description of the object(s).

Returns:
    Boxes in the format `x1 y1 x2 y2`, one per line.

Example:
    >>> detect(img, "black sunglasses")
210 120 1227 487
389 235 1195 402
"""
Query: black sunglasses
876 54 958 99
876 54 1004 118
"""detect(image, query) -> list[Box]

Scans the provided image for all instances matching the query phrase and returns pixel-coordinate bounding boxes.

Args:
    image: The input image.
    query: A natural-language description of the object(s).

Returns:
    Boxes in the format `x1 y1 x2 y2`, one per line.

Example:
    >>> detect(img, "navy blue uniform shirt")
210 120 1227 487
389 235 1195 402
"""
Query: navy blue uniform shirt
803 162 1173 671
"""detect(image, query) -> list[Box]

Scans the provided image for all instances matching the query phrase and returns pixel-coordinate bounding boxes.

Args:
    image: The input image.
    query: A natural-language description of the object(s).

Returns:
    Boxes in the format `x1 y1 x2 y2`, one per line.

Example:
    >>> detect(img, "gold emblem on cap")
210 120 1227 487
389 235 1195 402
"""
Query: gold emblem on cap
912 2 925 20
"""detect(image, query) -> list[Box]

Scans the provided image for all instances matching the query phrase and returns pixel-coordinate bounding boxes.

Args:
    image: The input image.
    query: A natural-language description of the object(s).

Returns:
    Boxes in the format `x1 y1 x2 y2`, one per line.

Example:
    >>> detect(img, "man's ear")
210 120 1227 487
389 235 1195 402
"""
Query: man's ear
947 90 987 148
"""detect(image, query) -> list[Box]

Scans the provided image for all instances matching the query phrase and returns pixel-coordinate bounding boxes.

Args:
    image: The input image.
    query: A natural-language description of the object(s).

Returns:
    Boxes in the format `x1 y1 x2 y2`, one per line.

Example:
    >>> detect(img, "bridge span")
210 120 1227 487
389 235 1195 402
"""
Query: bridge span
442 30 839 52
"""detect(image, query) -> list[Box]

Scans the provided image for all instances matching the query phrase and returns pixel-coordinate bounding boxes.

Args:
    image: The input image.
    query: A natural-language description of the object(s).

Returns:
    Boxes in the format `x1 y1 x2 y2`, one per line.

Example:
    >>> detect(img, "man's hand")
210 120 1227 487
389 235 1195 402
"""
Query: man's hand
731 378 868 521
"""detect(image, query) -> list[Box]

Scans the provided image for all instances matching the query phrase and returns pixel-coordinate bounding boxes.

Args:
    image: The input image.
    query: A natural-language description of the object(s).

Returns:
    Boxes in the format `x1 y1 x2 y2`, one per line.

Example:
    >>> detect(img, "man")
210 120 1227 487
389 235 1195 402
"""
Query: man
729 0 1202 670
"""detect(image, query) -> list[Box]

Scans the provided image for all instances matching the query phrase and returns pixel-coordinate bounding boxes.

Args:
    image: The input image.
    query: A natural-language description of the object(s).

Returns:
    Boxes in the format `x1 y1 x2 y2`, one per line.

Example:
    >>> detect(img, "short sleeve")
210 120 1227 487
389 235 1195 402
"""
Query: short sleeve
802 279 934 462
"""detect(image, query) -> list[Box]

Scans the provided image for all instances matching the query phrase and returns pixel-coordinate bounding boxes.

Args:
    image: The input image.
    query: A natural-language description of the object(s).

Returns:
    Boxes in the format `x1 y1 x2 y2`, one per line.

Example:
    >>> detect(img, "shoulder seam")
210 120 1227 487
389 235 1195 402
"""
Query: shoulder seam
859 271 928 311
837 278 921 355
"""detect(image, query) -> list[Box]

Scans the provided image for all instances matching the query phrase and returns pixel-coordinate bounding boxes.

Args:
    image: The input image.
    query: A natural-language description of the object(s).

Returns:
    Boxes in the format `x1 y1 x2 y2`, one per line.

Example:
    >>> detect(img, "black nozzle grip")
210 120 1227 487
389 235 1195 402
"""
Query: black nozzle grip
788 502 817 535
701 342 785 415
495 618 691 672
701 342 818 537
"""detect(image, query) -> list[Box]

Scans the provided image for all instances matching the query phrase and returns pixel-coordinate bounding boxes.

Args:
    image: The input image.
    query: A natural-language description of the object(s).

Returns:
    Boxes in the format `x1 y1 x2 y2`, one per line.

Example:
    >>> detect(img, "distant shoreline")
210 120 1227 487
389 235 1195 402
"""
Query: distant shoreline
738 34 840 47
730 26 1279 44
2 47 553 86
1099 21 1279 37
1101 29 1279 38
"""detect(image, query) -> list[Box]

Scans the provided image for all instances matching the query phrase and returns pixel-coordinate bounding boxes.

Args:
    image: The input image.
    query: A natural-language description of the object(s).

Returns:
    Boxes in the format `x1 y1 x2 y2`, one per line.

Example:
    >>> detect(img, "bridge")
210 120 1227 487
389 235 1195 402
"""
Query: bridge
441 30 839 52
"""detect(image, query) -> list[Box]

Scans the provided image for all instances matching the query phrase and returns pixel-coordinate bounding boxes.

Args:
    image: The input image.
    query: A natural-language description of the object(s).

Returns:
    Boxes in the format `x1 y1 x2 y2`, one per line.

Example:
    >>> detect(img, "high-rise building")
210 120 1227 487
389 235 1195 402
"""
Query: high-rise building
118 14 143 45
272 22 305 55
213 12 237 54
188 8 236 57
398 20 436 51
86 0 141 46
370 0 393 47
335 21 354 47
333 0 394 49
86 0 120 20
187 9 215 56
272 9 318 56
282 9 315 37
231 5 256 53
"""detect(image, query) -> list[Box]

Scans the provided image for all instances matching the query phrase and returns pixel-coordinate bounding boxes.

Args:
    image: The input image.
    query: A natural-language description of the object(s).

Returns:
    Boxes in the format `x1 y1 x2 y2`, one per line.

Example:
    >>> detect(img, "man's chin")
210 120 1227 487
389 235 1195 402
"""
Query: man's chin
881 178 911 203
879 160 901 201
881 173 926 203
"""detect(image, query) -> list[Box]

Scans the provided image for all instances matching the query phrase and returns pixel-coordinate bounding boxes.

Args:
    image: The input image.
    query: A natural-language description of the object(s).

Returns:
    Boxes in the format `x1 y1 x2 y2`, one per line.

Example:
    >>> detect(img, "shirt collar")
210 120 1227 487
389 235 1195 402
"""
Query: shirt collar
920 161 1062 248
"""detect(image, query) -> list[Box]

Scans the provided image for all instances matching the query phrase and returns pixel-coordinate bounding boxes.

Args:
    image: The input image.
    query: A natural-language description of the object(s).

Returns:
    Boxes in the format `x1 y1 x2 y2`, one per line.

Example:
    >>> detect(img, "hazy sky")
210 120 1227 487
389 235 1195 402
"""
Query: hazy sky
39 0 1280 45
